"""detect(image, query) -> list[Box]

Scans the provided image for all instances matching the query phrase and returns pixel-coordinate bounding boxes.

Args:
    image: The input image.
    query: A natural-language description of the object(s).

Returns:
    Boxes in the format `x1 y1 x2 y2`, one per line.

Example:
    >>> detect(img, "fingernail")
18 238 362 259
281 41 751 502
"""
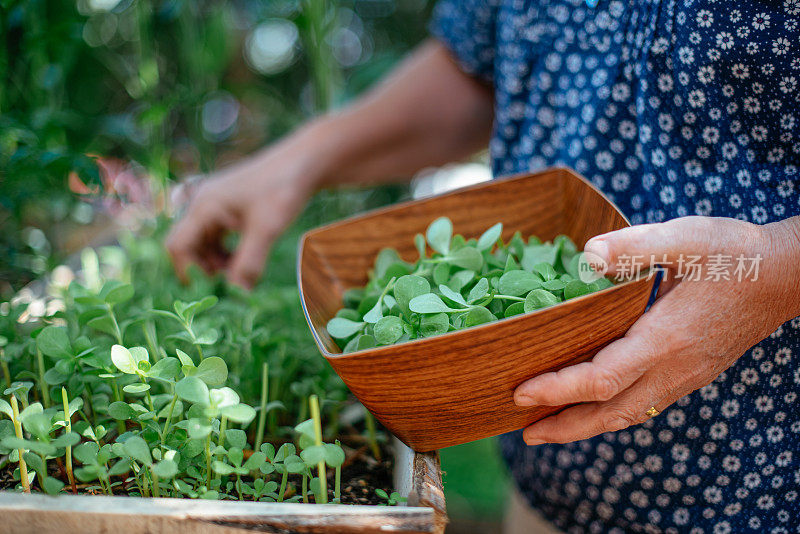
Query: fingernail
584 239 610 275
525 438 545 446
514 393 536 407
585 239 608 262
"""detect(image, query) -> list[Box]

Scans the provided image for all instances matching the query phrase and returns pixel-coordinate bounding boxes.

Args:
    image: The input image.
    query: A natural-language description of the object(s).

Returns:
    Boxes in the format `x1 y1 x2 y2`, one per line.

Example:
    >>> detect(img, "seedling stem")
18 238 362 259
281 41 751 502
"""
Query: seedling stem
334 439 342 503
61 387 76 492
160 392 179 447
254 362 268 451
309 394 327 504
278 470 288 503
217 415 228 451
36 347 49 408
10 396 30 493
105 304 124 345
1 354 11 389
150 468 160 498
204 434 212 487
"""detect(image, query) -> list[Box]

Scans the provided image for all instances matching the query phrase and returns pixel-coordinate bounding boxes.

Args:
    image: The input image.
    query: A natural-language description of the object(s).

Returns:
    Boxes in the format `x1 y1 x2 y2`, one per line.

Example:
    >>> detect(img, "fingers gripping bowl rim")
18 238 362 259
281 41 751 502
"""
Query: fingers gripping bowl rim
297 167 655 451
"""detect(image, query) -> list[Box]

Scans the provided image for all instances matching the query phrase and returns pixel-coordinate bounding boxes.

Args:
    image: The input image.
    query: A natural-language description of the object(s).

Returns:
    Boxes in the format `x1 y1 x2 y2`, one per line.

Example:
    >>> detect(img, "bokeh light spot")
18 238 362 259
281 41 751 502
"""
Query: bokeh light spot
245 19 299 75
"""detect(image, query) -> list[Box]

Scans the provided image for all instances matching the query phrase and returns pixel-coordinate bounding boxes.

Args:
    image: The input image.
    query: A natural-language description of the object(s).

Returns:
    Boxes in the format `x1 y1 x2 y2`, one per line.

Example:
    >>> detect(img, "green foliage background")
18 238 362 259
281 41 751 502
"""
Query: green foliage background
0 0 432 295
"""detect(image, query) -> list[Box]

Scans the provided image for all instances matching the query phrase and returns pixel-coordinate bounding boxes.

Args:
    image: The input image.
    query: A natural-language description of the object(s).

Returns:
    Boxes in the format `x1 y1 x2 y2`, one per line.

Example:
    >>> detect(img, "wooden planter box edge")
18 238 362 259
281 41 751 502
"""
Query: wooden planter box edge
0 442 447 534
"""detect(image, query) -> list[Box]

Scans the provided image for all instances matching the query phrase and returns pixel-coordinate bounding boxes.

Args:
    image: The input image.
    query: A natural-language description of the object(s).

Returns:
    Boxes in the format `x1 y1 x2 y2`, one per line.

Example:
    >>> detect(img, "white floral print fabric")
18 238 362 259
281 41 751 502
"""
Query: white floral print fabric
432 0 799 532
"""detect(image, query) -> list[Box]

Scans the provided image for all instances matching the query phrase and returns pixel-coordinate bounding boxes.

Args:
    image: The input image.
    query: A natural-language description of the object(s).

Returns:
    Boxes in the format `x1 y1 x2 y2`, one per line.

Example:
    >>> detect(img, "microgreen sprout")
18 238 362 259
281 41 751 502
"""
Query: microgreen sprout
375 488 406 506
295 396 345 504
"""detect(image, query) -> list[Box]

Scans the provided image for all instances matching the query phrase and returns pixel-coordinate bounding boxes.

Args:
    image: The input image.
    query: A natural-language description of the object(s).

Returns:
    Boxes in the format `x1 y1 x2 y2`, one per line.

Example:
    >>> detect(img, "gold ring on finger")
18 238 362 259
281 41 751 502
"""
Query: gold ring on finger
645 406 660 418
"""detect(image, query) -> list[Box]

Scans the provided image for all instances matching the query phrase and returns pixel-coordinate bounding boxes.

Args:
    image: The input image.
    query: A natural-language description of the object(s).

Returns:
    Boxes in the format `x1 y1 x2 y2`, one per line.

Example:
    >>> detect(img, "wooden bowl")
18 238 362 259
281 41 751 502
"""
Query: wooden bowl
298 167 654 452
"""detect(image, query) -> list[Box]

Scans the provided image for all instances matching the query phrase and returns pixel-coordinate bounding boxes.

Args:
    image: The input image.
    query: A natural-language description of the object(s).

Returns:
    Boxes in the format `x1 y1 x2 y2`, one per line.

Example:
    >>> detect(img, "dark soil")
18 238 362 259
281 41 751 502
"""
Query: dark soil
0 460 16 489
332 441 393 505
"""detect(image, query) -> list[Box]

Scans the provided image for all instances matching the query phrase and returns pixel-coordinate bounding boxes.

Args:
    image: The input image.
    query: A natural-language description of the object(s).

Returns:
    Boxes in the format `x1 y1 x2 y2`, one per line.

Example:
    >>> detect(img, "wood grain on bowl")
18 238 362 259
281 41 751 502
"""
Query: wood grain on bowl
298 167 655 451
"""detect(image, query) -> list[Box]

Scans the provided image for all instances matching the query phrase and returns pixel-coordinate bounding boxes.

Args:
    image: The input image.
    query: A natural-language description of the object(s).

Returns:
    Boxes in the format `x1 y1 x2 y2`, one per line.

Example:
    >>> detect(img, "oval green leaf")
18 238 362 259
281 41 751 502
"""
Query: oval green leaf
564 280 598 300
122 435 152 465
477 223 503 251
393 275 430 316
221 403 257 424
426 217 453 255
326 317 366 339
498 270 542 297
446 246 483 271
438 284 467 306
464 307 496 328
409 294 457 314
523 289 561 313
467 278 490 303
36 326 72 359
175 376 209 406
123 383 151 394
374 316 403 345
194 356 228 386
420 312 449 338
504 302 526 318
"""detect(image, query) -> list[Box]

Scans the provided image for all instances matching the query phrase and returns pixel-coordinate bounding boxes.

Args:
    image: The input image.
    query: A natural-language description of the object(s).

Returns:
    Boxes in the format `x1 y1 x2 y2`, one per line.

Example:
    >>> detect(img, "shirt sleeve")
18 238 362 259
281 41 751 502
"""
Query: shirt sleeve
429 0 499 84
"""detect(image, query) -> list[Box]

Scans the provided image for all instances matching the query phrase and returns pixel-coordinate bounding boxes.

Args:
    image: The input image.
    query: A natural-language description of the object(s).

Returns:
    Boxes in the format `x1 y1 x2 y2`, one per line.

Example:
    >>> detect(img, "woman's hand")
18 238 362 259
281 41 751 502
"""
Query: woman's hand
514 215 800 446
167 41 494 289
166 131 323 289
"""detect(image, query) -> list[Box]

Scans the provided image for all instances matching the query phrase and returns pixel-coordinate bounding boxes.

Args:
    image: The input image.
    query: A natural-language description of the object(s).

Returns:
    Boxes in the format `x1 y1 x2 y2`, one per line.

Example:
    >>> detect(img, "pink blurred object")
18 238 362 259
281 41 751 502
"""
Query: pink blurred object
69 156 161 223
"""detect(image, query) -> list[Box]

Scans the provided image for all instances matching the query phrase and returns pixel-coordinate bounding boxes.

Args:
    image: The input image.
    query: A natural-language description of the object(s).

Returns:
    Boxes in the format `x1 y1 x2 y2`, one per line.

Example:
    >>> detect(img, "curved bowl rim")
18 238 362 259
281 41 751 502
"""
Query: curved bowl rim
297 167 648 360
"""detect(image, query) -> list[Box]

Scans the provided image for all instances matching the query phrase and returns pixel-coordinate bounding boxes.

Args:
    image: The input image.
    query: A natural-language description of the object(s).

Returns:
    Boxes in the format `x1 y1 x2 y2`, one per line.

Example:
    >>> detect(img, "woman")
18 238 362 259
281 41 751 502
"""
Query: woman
169 1 800 531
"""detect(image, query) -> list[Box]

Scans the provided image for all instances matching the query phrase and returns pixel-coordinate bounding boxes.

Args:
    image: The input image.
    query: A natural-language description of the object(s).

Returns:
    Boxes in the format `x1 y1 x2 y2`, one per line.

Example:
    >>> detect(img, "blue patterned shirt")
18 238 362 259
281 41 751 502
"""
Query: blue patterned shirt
431 1 800 532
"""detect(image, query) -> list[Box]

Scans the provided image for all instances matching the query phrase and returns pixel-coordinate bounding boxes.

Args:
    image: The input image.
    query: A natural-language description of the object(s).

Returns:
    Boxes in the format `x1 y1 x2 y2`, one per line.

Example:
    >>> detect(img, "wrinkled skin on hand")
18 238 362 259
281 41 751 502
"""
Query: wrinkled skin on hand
514 215 800 446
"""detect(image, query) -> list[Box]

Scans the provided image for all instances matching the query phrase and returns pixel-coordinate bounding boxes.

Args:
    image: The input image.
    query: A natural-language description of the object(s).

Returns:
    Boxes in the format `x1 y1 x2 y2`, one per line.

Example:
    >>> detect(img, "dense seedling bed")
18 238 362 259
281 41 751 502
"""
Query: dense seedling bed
0 227 396 505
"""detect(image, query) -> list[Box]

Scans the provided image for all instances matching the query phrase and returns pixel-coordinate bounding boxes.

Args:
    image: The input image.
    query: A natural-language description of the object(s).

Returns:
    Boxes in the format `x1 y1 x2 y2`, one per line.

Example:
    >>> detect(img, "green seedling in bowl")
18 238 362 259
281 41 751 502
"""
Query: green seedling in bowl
326 217 614 352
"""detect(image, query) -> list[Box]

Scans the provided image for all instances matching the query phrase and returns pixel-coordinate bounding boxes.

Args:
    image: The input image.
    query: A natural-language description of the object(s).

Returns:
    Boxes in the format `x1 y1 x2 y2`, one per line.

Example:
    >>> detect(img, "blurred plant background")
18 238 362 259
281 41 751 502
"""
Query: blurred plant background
1 0 508 530
1 0 432 295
